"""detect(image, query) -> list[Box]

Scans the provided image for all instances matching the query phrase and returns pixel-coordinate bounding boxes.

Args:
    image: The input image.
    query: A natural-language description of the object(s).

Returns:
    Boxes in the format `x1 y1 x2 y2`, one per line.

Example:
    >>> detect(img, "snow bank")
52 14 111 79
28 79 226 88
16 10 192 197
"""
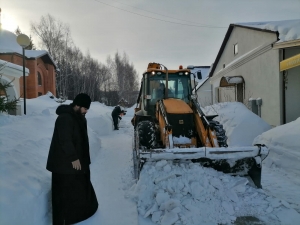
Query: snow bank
203 102 272 146
128 160 300 225
253 117 300 177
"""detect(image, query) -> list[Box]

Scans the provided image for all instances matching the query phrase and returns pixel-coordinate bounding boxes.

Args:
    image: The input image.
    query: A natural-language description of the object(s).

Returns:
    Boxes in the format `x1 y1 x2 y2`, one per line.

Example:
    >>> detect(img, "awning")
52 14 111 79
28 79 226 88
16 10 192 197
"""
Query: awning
280 53 300 71
225 76 243 84
220 76 244 87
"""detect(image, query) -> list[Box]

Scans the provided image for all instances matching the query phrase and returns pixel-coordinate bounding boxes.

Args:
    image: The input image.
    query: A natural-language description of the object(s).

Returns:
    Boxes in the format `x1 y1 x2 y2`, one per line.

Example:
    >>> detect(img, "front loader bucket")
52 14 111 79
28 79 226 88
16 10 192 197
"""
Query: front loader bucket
137 145 269 188
194 157 263 188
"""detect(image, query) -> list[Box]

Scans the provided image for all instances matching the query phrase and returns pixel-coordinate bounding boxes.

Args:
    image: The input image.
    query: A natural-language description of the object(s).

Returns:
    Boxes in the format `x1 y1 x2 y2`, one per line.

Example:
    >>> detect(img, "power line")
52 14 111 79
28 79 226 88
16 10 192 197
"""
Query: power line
93 0 227 28
110 0 218 27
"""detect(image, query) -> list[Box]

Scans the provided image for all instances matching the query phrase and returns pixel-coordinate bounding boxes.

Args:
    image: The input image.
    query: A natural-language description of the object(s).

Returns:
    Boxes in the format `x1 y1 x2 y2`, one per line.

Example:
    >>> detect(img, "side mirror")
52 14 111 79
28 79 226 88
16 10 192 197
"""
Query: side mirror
197 71 202 79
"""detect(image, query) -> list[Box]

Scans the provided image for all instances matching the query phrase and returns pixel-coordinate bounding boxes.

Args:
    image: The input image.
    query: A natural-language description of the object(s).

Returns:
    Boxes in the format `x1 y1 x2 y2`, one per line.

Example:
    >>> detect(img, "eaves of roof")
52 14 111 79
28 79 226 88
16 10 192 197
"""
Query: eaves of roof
0 51 57 69
273 39 300 49
209 24 279 78
25 50 58 69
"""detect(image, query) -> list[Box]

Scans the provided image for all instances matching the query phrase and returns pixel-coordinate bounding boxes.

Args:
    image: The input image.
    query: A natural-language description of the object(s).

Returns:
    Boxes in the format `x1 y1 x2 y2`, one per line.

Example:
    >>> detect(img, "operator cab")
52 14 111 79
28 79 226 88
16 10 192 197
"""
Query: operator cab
145 72 192 117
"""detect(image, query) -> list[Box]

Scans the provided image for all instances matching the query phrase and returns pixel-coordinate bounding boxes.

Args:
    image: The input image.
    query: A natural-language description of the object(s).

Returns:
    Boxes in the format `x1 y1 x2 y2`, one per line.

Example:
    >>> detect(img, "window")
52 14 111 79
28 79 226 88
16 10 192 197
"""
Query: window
149 74 191 104
38 92 42 96
234 43 238 55
37 72 42 86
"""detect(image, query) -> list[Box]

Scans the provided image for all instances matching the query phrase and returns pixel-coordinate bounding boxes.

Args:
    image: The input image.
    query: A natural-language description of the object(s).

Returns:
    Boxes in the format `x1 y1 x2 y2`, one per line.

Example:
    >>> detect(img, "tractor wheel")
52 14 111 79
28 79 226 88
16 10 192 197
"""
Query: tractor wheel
210 120 228 147
133 121 156 180
133 129 140 179
137 121 156 149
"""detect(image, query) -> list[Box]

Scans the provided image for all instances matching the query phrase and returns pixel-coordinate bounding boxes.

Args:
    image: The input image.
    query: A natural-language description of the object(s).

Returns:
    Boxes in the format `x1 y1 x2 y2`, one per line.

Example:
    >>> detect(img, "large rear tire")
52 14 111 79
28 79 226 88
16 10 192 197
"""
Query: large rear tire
137 121 156 149
133 121 156 180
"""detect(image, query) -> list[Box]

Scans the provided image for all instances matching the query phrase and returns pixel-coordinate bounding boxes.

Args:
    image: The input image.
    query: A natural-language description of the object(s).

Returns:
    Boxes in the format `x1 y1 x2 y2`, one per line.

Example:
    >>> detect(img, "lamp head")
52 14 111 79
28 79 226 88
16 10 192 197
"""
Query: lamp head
16 34 30 48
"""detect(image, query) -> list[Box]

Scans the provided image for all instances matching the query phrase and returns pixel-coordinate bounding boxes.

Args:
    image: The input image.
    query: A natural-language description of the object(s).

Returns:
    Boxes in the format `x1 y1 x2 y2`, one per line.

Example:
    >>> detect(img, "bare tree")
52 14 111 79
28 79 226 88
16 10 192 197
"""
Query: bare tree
31 14 139 104
31 14 71 98
31 14 70 60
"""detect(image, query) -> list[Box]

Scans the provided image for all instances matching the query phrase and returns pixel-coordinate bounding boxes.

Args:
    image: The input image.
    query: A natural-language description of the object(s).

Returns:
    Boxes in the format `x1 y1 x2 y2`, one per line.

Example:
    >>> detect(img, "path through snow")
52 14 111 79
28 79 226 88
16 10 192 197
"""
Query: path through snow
77 114 138 225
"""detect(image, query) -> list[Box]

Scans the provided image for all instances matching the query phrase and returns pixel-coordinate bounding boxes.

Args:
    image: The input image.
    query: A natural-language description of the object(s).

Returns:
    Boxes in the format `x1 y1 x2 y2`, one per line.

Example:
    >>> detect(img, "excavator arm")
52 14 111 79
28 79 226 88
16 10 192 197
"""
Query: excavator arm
192 98 220 147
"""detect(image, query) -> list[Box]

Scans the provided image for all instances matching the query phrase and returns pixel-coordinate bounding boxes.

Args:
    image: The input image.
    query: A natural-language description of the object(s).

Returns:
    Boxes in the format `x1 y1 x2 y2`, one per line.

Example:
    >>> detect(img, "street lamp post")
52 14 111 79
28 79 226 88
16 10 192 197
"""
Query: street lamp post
16 34 30 115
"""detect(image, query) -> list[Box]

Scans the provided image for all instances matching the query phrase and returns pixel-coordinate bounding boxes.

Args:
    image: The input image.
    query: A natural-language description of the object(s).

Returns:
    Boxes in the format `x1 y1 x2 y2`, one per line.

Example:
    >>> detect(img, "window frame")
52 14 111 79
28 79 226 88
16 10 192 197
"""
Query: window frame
234 43 238 55
37 72 42 86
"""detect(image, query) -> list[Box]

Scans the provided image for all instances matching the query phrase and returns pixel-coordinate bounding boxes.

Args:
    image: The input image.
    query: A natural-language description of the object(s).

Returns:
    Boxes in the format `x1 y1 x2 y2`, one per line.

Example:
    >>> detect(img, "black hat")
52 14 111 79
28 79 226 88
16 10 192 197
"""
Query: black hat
73 93 91 109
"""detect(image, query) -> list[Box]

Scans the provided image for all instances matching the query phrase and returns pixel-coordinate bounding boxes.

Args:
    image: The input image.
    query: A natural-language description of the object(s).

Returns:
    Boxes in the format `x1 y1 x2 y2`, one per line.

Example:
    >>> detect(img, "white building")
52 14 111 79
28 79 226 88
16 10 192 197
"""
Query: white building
0 59 28 115
188 66 212 107
209 19 300 126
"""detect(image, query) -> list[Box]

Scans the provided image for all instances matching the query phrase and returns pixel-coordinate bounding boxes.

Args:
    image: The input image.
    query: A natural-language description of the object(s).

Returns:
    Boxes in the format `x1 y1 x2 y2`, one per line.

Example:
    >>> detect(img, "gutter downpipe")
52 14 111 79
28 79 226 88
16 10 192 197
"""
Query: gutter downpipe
256 98 262 117
282 49 286 124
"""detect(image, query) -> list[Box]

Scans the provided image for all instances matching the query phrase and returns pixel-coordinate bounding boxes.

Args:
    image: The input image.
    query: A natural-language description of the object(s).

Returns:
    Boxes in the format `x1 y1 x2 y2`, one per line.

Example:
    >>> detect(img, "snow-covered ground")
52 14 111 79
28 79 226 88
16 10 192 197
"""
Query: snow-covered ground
0 94 299 225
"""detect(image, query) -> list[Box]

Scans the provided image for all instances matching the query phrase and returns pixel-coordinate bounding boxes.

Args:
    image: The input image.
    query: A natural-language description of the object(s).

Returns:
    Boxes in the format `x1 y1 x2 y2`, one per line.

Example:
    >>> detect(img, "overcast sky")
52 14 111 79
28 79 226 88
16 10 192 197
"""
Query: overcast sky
1 0 300 77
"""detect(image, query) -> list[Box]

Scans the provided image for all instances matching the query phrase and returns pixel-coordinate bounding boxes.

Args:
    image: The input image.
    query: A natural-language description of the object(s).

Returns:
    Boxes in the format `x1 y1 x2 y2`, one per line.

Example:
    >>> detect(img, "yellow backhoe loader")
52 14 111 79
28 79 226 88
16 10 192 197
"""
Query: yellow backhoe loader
131 62 269 188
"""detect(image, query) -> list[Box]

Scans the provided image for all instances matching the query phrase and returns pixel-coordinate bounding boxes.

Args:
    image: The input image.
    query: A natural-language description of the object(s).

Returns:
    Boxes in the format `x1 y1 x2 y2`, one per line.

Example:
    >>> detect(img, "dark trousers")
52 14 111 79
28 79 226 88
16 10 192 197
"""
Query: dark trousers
112 115 119 129
52 172 98 225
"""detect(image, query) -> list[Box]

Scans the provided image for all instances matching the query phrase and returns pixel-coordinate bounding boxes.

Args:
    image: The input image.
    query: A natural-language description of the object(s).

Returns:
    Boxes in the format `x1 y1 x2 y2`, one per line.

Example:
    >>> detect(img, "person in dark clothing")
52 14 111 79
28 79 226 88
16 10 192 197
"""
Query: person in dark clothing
157 83 173 99
111 105 125 130
46 93 98 225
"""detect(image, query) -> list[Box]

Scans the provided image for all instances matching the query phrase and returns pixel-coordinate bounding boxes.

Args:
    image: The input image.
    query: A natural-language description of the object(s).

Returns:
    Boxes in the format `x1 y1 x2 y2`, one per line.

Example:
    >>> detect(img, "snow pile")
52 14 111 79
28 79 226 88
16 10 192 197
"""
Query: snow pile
128 102 300 225
254 117 300 178
129 159 299 225
0 94 112 225
203 102 272 146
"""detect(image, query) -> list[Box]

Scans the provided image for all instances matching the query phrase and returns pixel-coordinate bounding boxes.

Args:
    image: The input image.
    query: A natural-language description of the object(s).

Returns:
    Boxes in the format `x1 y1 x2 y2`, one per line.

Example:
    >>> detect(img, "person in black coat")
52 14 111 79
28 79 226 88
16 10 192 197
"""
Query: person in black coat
46 93 98 225
111 105 125 130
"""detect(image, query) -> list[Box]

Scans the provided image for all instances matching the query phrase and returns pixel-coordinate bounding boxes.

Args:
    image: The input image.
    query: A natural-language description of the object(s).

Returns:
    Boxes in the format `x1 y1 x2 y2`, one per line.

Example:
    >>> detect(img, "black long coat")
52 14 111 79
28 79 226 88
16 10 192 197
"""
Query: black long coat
47 104 91 174
47 105 98 224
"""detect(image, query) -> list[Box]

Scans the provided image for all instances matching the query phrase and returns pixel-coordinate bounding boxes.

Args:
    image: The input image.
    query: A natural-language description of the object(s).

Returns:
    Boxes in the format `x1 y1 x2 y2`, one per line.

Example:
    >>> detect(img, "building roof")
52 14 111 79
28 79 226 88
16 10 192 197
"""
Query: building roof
187 66 211 91
209 19 300 77
0 29 57 68
0 59 29 78
188 66 211 83
236 19 300 43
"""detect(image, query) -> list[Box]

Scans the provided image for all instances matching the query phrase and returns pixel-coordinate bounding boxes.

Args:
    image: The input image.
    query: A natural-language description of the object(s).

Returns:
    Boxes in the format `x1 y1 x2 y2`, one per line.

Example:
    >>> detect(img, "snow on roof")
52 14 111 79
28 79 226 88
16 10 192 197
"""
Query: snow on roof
236 19 300 42
25 50 48 58
0 29 56 67
225 76 243 84
0 29 23 54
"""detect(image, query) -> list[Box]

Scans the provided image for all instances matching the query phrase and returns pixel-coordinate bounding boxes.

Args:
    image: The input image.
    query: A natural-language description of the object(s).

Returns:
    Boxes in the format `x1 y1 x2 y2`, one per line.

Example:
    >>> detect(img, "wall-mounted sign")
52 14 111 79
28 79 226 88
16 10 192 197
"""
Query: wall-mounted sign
280 53 300 71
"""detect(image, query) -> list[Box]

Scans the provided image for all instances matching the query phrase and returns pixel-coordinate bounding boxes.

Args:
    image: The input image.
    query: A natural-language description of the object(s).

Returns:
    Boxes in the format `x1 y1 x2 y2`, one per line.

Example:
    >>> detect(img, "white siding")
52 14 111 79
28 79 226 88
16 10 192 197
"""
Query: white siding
214 27 277 74
211 26 282 126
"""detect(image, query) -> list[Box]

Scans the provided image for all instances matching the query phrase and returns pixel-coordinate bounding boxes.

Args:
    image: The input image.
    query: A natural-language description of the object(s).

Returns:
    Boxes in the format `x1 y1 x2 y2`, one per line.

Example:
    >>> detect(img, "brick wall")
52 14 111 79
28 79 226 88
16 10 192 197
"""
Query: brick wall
0 53 56 98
